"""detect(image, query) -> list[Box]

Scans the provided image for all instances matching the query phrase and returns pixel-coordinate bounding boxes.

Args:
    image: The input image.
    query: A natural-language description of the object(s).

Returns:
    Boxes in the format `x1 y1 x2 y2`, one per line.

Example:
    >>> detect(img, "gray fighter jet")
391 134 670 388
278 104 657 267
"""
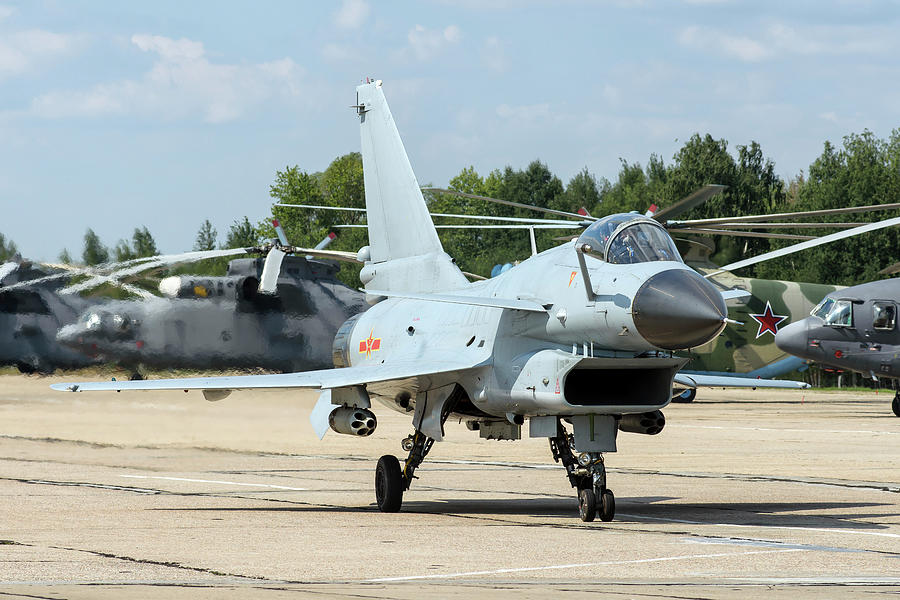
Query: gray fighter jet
776 279 900 417
53 80 900 522
57 252 368 374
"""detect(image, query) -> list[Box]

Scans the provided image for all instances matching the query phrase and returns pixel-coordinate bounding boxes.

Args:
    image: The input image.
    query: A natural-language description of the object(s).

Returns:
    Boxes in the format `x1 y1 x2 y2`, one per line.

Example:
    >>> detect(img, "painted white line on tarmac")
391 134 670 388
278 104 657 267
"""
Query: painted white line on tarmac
120 474 306 491
674 424 899 436
365 548 806 582
619 512 900 539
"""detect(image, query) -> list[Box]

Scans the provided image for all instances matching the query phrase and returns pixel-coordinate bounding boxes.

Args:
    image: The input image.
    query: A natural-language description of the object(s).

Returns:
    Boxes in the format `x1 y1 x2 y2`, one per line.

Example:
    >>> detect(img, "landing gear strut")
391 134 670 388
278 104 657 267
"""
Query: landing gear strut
892 391 900 418
374 431 435 512
549 420 615 522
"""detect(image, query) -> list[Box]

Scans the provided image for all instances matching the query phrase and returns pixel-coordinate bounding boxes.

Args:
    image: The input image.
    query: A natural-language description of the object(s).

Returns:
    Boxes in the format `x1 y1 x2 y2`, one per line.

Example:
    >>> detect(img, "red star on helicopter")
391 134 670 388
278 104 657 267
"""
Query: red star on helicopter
749 301 788 339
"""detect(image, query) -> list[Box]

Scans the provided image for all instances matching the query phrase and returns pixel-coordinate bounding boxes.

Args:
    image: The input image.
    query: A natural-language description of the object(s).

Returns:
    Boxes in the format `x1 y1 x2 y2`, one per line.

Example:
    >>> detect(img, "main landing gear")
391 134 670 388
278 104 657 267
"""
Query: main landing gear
892 391 900 418
549 421 615 523
375 430 435 512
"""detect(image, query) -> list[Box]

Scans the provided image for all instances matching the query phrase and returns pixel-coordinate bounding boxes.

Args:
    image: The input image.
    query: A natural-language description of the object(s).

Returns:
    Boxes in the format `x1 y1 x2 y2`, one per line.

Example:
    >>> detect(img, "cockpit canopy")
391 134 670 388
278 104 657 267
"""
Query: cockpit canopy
576 214 681 264
811 297 853 327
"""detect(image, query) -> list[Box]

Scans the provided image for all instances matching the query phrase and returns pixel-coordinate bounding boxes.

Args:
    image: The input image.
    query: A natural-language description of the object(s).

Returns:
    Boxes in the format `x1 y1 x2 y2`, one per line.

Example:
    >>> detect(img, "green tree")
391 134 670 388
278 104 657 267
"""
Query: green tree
132 226 158 257
259 155 367 286
82 229 109 265
756 129 900 285
225 216 259 249
0 232 17 261
560 167 603 216
113 240 135 262
193 220 218 251
57 248 73 264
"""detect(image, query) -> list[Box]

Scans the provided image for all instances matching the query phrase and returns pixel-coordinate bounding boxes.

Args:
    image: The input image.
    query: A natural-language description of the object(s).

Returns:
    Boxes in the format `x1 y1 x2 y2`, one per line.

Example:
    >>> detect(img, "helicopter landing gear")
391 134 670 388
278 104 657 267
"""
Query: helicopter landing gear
892 391 900 418
549 420 616 523
374 430 435 513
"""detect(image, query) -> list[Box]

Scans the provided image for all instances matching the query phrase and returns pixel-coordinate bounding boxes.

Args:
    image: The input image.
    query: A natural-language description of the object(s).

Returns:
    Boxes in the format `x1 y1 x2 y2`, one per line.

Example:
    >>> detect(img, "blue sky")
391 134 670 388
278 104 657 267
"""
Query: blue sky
2 0 899 262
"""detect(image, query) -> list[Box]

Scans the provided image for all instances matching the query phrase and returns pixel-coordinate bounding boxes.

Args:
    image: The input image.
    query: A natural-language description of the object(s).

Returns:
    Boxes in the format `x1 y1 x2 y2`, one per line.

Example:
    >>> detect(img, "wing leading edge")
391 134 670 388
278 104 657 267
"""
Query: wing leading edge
50 357 490 393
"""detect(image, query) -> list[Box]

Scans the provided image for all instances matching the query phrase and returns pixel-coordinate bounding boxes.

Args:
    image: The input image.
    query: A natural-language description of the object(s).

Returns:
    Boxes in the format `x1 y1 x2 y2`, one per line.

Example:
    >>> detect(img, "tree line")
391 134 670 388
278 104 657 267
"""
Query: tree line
3 127 898 289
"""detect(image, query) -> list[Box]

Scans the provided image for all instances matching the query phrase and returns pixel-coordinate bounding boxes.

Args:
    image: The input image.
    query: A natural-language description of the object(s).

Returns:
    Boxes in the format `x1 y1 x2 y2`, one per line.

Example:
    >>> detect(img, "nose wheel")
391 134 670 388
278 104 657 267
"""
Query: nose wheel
549 420 617 523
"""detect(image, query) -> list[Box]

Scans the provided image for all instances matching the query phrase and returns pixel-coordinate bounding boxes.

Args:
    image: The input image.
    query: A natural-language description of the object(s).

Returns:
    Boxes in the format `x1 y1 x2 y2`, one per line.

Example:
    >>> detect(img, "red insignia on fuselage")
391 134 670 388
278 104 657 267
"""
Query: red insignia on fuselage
749 301 788 339
359 329 381 358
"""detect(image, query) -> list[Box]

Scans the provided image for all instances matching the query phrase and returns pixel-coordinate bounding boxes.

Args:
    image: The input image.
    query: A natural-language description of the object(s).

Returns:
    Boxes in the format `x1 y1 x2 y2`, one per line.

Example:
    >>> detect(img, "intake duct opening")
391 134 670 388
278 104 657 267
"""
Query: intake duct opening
564 368 674 407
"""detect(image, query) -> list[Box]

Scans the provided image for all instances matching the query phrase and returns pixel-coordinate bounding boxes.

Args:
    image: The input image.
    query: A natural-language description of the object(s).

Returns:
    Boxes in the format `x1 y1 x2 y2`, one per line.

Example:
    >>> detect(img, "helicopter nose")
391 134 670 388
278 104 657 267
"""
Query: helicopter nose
774 319 810 357
56 323 84 348
632 269 727 350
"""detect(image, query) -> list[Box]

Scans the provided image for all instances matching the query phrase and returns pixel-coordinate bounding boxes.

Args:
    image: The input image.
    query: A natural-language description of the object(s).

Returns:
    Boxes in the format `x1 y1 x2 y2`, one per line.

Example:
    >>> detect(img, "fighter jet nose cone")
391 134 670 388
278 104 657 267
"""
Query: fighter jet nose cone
632 269 727 350
774 320 808 356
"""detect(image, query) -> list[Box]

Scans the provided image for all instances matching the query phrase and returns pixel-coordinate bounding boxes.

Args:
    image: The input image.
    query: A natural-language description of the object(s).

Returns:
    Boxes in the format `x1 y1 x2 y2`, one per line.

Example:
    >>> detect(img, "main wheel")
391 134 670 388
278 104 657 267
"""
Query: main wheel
578 488 596 522
671 388 696 403
375 455 404 512
892 395 900 418
599 489 616 522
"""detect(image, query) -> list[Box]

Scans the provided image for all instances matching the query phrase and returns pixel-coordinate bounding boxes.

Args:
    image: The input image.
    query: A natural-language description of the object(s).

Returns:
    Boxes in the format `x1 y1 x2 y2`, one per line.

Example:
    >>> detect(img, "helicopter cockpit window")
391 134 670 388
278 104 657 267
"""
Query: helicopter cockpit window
576 214 681 265
873 302 896 331
811 297 834 319
824 299 853 327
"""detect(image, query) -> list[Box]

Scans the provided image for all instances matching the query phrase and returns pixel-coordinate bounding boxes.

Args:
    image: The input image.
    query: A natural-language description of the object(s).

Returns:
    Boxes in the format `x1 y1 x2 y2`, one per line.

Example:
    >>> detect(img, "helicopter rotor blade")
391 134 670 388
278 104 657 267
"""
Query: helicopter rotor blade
423 188 596 221
651 184 727 222
668 202 900 227
709 215 900 276
275 201 583 226
671 228 816 241
258 247 287 295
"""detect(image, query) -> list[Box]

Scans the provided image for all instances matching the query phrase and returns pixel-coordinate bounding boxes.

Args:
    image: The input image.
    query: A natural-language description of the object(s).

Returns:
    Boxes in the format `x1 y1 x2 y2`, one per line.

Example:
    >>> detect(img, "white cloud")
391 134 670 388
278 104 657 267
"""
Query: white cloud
407 24 461 61
679 22 899 63
678 25 771 62
0 5 14 20
321 42 356 62
0 29 87 79
334 0 370 29
29 34 305 123
496 103 550 121
481 36 507 72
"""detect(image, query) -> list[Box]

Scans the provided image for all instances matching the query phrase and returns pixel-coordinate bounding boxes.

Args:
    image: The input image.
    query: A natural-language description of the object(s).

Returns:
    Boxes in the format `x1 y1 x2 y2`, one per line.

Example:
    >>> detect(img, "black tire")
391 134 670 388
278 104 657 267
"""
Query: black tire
892 396 900 418
599 489 616 522
375 455 403 513
578 488 596 522
671 388 696 403
129 372 144 381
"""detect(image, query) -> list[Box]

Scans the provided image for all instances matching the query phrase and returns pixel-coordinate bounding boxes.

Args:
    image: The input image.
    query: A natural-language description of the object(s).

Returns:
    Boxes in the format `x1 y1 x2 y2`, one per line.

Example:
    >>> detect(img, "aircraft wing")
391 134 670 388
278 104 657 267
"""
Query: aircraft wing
674 373 809 389
51 358 489 393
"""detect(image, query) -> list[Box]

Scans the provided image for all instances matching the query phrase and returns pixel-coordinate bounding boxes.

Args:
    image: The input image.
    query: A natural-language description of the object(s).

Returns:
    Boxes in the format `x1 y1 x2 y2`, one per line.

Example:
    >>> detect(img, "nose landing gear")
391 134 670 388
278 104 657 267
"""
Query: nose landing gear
549 420 616 523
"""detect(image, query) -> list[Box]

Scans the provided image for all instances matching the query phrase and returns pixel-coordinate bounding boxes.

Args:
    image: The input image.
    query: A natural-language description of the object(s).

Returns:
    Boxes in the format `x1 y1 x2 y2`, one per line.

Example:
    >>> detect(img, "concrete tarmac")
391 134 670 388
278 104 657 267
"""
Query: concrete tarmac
0 373 898 598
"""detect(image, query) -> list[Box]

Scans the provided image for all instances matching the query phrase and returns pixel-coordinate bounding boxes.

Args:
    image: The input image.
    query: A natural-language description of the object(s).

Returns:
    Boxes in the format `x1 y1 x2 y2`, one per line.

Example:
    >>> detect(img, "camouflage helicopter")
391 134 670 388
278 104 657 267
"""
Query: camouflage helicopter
54 80 900 522
56 226 368 376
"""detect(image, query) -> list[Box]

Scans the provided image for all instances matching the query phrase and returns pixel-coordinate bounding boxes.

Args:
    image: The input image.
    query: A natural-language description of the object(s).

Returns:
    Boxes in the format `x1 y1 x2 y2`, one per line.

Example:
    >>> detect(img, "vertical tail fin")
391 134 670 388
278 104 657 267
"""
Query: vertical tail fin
356 80 467 292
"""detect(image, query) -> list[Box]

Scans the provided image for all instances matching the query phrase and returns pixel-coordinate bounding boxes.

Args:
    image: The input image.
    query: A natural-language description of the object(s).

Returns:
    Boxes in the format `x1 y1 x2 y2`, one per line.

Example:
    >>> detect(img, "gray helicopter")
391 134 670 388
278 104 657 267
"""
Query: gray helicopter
53 80 900 522
0 257 103 373
0 247 254 373
56 242 368 375
775 278 900 417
